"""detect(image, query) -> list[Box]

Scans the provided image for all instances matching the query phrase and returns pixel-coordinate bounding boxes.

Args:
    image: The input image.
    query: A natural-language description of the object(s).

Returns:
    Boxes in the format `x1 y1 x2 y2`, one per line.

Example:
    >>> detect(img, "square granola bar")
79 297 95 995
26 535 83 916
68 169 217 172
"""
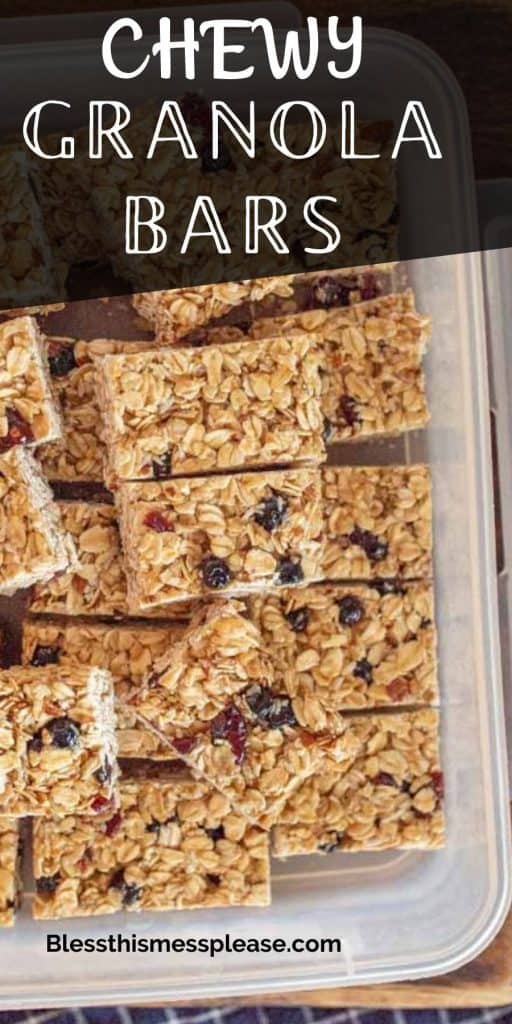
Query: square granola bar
32 773 270 918
22 617 186 758
250 581 438 726
117 468 324 611
273 709 445 856
0 447 76 596
0 316 62 451
321 465 433 581
0 664 118 817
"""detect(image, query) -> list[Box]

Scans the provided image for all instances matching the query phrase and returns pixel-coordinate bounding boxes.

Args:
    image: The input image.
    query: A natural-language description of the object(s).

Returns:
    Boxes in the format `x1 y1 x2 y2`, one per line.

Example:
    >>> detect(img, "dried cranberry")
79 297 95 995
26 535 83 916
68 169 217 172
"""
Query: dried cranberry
360 273 379 301
45 717 81 749
386 677 411 702
276 558 303 586
173 735 198 756
105 812 123 837
338 395 361 428
245 684 297 728
253 491 288 532
350 528 388 563
285 607 309 633
210 705 247 764
201 140 234 173
374 771 396 787
200 556 231 589
48 342 77 378
322 417 333 443
0 407 34 450
338 595 364 626
152 452 172 479
90 794 113 814
36 874 60 894
312 277 351 308
205 825 225 842
110 868 143 907
143 510 173 533
30 644 60 667
431 771 444 801
353 658 373 683
94 760 113 785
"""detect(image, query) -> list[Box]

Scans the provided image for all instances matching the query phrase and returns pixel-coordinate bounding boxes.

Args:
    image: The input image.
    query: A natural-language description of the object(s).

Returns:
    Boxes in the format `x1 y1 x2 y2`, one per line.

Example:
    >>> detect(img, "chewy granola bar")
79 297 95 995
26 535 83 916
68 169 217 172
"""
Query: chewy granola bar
32 773 270 918
22 617 186 758
0 149 58 308
273 709 445 856
0 316 62 451
0 664 118 817
0 819 22 926
0 447 76 596
28 500 196 620
127 602 356 829
39 336 158 482
117 468 324 611
97 334 325 484
250 582 438 726
322 465 432 581
251 291 430 442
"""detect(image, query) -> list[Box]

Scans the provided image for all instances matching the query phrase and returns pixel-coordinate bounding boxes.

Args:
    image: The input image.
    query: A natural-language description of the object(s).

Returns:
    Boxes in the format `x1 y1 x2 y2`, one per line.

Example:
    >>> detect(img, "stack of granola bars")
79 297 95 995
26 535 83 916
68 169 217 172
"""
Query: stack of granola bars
0 264 444 924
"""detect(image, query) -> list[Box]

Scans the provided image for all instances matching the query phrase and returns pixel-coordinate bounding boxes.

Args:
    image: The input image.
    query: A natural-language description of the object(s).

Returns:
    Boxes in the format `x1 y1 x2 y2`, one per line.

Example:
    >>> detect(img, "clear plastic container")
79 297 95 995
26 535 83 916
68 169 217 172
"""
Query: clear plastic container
0 26 509 1007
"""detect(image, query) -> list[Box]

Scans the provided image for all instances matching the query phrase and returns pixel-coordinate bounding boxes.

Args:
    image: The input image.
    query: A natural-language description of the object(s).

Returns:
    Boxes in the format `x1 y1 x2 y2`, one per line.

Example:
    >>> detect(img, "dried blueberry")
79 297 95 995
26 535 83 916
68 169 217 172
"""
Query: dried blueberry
200 555 231 589
353 658 373 683
338 394 361 427
205 825 225 842
143 510 173 533
94 760 113 785
45 717 81 749
110 868 143 907
152 452 172 480
285 607 309 633
318 833 341 853
254 491 288 532
36 874 60 894
350 528 388 563
206 873 221 887
276 558 303 586
373 579 405 597
146 820 162 834
338 595 364 626
322 417 333 443
0 407 34 450
48 342 77 378
201 140 234 173
245 684 297 728
210 704 247 764
30 644 60 667
312 277 352 308
27 732 43 754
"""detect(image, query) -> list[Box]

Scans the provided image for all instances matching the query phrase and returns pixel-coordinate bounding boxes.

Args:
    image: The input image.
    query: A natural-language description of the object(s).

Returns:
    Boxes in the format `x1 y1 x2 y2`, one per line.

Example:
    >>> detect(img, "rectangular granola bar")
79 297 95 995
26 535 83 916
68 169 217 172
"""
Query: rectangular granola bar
126 602 354 829
251 291 430 442
0 448 76 596
0 664 118 817
0 819 22 926
28 500 196 620
117 468 324 611
32 772 270 918
321 465 432 581
133 280 253 344
0 316 62 450
22 617 186 758
273 709 445 856
39 337 159 482
97 334 325 484
0 149 57 308
250 582 438 727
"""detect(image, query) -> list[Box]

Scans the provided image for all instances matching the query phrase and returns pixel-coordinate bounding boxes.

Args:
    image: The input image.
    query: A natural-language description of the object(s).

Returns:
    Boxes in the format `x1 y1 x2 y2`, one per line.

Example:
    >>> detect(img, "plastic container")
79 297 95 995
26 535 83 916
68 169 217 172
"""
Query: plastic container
0 27 509 1007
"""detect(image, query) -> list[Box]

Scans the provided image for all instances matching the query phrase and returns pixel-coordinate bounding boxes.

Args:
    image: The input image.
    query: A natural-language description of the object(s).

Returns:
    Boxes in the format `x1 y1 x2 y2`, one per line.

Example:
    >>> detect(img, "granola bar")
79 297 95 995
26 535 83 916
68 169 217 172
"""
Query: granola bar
250 582 437 725
117 468 324 611
0 664 118 817
39 336 159 482
28 500 196 620
251 291 430 442
273 709 445 856
133 281 253 343
0 448 76 596
22 617 186 758
0 819 22 926
321 465 432 581
0 149 58 307
0 316 62 450
32 773 270 918
97 334 325 484
127 602 357 829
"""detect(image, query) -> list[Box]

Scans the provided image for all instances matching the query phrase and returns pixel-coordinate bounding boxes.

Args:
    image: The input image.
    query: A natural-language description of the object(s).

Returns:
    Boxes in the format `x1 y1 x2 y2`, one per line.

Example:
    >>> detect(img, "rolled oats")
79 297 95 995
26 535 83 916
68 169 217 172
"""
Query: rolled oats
117 468 324 610
0 664 118 817
0 316 62 450
33 773 270 918
0 819 22 926
0 447 76 596
321 465 432 581
273 709 445 856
